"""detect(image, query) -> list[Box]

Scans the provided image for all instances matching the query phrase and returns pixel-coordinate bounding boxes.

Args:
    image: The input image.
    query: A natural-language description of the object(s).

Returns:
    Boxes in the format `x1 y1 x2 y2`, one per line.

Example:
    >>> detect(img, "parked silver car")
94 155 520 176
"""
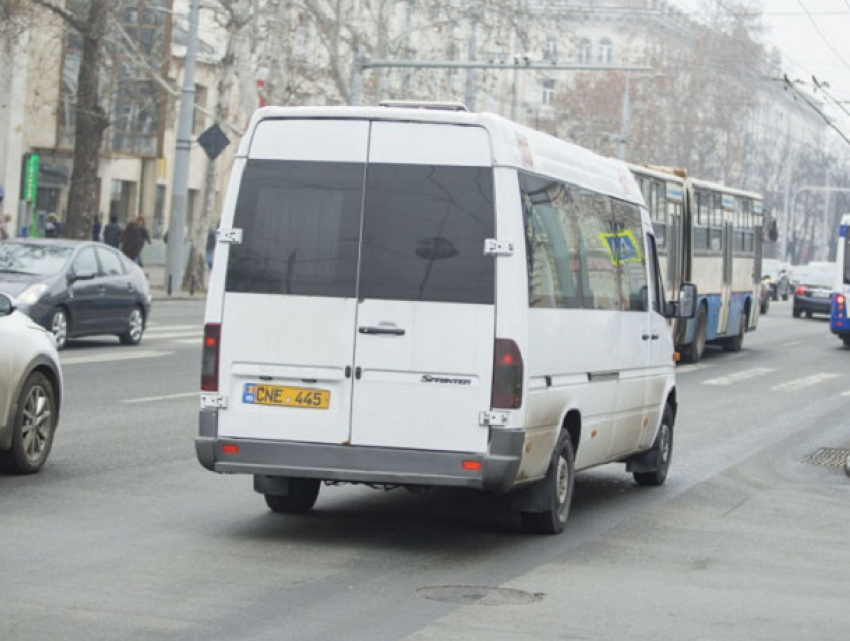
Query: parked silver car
0 292 63 474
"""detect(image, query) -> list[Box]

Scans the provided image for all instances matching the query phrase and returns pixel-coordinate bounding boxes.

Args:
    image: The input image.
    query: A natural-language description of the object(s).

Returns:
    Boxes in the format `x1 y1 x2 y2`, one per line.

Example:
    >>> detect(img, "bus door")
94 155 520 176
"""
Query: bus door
718 198 735 335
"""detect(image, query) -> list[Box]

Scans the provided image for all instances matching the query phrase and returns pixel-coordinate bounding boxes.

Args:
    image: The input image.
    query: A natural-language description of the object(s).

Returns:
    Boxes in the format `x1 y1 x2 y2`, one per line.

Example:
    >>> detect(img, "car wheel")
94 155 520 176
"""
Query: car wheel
805 310 813 319
520 430 575 535
264 478 321 513
0 372 57 474
634 407 674 487
119 306 145 345
50 307 68 350
682 305 707 363
793 306 802 318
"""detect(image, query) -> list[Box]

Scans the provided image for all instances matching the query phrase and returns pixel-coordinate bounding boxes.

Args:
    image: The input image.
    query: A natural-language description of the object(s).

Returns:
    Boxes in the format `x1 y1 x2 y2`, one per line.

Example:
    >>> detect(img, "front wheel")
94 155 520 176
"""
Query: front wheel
119 306 145 345
0 372 57 474
50 307 68 350
634 408 674 487
520 431 575 535
264 478 321 514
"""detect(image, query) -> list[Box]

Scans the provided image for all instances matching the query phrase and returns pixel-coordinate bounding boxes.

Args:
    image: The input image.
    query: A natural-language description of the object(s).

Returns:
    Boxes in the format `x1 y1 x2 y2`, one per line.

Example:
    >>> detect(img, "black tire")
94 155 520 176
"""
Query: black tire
724 311 747 352
792 306 802 318
842 336 850 348
50 307 68 350
634 407 674 487
805 310 813 319
0 372 57 474
119 305 145 345
682 305 707 363
264 478 321 514
520 431 575 535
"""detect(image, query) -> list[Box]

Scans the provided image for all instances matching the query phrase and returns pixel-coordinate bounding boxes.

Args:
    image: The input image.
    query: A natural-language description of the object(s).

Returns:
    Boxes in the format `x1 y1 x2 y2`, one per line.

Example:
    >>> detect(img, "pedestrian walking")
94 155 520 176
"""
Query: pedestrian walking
135 216 152 267
91 215 102 241
103 215 122 248
120 219 144 265
0 213 11 240
44 213 61 238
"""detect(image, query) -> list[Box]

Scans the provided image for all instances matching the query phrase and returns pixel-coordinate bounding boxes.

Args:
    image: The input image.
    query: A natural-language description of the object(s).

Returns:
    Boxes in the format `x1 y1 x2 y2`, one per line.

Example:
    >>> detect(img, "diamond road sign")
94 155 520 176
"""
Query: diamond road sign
198 124 230 161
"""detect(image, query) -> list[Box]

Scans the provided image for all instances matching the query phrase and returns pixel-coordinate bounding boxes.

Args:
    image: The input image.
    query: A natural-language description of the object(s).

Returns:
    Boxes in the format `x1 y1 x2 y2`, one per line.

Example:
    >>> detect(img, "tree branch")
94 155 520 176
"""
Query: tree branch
29 0 86 33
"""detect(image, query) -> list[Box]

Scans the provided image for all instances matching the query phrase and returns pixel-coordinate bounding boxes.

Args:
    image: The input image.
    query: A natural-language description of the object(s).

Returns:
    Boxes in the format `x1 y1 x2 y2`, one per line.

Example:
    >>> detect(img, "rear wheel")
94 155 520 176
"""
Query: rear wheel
264 478 321 514
682 305 707 363
793 306 802 318
119 306 145 345
724 311 747 352
0 372 57 474
633 407 674 487
805 310 813 319
520 431 575 535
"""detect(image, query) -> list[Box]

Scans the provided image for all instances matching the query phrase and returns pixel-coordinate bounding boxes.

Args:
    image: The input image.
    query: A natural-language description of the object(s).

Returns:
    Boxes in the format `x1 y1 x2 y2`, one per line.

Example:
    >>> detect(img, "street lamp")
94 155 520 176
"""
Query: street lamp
164 0 200 294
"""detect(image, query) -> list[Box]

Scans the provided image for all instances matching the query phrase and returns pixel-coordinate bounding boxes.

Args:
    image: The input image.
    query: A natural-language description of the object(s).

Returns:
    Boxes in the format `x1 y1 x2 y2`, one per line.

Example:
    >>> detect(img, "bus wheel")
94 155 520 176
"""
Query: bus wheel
682 306 707 363
724 311 747 352
843 336 850 348
520 431 575 535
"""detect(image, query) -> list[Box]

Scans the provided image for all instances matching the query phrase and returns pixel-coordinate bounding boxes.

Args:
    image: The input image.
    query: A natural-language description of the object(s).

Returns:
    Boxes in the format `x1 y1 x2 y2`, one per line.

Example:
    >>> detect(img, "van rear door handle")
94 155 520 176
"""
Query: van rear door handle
359 326 405 336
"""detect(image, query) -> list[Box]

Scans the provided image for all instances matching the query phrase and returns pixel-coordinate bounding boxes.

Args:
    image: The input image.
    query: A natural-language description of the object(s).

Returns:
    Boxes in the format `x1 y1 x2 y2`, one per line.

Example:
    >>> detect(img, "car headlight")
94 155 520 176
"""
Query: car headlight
16 283 49 306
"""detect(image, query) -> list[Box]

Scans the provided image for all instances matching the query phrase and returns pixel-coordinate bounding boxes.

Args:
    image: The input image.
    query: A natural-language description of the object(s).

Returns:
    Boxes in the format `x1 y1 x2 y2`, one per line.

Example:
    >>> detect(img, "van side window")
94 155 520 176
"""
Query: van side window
575 191 619 310
359 164 495 305
646 233 665 314
520 175 581 308
225 160 364 297
612 200 649 312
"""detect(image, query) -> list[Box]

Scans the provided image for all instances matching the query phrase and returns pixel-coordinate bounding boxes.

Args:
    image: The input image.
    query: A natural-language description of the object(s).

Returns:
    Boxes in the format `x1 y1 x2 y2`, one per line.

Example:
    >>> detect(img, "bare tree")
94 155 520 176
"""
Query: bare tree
32 0 110 239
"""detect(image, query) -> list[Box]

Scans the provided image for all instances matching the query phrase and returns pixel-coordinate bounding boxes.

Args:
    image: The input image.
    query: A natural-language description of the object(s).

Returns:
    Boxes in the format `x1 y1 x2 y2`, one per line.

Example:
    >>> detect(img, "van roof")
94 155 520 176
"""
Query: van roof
242 106 645 207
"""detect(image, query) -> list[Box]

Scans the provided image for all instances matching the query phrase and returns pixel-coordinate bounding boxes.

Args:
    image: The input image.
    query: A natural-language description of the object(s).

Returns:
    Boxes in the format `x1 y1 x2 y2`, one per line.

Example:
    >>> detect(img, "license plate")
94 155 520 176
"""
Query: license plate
242 383 330 409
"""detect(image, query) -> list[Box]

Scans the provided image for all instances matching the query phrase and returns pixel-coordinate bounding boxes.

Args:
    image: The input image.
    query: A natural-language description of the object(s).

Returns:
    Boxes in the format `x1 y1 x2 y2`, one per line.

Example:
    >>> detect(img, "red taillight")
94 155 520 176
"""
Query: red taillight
201 323 221 392
221 444 239 455
492 338 523 409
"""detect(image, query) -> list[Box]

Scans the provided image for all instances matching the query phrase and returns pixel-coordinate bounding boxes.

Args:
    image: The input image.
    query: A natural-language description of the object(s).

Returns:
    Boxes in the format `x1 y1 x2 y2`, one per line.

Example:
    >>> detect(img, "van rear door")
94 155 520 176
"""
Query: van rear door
349 122 496 453
216 120 368 445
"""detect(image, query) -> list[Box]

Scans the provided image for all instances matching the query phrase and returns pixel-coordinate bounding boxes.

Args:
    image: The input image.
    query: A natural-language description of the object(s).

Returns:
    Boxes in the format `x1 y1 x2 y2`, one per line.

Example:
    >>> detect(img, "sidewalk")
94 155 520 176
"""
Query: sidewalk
141 241 207 301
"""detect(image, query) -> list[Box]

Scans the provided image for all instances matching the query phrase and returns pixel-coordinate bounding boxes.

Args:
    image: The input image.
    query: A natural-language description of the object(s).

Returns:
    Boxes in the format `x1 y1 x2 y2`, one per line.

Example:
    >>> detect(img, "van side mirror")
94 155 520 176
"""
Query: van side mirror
676 282 698 319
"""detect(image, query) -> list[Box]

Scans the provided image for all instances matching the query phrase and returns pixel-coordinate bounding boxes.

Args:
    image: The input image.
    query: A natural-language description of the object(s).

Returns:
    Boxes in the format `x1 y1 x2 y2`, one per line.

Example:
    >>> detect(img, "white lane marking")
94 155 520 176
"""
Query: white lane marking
676 363 714 374
703 367 775 386
143 331 203 340
784 341 803 348
772 373 842 392
60 350 173 365
173 338 202 345
146 324 199 330
121 391 198 404
841 391 850 397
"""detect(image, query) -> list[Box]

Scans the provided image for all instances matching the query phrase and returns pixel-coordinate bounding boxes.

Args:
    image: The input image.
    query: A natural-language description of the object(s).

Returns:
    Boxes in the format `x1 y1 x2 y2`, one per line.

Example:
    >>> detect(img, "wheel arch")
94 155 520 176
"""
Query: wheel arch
0 357 62 451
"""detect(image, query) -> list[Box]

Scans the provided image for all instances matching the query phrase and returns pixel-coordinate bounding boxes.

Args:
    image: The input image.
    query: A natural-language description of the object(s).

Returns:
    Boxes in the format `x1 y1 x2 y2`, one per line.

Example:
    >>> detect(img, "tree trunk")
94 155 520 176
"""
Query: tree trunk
65 0 109 239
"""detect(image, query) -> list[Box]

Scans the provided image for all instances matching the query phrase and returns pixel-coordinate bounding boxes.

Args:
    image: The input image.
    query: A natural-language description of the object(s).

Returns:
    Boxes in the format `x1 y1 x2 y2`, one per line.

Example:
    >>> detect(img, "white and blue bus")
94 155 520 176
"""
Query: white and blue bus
829 213 850 346
630 165 764 362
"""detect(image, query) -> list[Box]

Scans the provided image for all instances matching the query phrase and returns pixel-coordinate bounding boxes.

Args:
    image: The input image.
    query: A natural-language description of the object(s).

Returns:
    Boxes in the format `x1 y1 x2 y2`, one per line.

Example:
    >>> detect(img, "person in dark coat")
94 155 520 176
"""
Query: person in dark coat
103 215 122 248
120 220 144 265
92 215 102 241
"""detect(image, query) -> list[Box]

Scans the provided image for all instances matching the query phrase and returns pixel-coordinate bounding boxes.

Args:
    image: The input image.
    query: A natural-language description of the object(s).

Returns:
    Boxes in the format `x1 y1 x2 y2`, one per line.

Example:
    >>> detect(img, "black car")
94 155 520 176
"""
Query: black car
792 262 835 319
0 239 152 349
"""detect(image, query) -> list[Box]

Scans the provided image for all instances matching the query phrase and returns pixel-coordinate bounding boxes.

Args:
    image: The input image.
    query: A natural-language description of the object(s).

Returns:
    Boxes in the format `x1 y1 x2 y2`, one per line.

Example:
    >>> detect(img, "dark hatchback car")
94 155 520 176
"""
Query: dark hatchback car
0 239 152 349
792 262 836 319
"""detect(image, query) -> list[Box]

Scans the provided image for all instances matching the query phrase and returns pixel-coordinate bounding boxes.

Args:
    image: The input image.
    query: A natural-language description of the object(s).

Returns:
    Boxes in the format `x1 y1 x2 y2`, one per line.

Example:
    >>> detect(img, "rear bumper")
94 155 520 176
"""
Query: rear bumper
195 410 524 493
794 296 831 314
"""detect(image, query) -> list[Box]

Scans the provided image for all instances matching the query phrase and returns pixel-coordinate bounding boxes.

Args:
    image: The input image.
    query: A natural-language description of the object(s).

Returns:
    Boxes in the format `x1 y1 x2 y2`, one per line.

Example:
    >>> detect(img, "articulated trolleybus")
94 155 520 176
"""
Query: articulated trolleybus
629 165 764 363
830 213 850 346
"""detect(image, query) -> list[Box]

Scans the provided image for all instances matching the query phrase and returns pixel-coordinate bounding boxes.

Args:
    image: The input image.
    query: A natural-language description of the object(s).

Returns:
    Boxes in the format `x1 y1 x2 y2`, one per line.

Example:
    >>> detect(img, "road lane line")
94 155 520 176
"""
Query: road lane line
143 331 203 340
172 338 202 345
146 324 199 330
703 367 774 386
60 350 173 365
121 391 198 404
772 373 842 392
676 363 714 374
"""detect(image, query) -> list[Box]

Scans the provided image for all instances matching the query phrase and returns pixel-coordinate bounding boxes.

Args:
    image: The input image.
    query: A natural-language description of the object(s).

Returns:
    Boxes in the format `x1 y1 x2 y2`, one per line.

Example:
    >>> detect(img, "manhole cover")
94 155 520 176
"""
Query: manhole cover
416 585 543 606
801 448 850 467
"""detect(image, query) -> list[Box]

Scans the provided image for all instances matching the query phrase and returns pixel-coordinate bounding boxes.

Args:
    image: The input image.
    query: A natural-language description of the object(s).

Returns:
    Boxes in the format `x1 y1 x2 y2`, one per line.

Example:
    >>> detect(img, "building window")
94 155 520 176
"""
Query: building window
541 79 556 105
544 35 558 61
577 39 592 64
598 38 613 65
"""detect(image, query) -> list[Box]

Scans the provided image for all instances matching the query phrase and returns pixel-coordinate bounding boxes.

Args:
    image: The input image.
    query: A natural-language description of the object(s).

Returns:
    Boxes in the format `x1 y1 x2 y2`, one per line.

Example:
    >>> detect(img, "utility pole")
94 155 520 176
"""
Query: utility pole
165 0 200 294
619 72 630 160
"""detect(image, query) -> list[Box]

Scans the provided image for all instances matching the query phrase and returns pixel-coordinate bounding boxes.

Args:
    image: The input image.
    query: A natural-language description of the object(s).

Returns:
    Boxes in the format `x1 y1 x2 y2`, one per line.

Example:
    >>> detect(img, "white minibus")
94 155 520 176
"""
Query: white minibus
196 104 695 534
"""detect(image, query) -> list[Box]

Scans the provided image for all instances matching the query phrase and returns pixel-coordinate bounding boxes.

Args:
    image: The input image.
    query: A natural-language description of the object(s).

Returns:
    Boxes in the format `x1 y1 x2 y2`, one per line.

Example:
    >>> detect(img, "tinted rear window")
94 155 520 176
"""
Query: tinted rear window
359 164 495 304
225 160 364 297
